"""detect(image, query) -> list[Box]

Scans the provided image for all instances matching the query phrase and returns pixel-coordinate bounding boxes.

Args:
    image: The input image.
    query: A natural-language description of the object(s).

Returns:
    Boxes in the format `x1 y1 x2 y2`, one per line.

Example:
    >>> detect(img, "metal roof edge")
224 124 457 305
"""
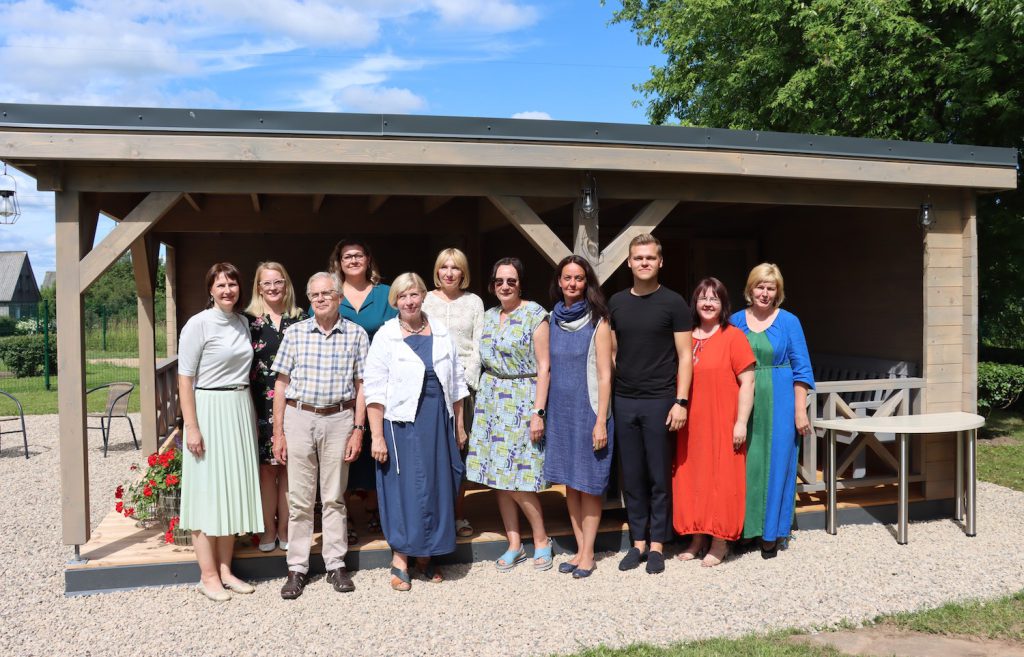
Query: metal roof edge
0 103 1018 168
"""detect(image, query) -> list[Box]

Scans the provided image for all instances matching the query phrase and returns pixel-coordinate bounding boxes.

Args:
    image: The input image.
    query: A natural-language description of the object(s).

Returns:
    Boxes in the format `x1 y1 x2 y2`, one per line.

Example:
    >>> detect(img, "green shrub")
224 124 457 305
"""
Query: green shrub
0 335 57 378
0 316 15 337
977 361 1024 416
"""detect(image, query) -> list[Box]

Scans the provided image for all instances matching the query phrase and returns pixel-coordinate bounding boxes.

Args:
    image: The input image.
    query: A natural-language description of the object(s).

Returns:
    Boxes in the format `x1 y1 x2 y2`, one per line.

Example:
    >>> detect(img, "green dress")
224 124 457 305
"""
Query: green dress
465 301 549 492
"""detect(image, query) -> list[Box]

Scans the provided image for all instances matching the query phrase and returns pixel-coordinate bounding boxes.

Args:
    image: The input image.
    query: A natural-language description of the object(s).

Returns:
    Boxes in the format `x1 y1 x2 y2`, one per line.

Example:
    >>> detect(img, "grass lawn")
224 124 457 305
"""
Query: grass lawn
0 362 142 415
875 590 1024 642
554 635 845 657
978 409 1024 491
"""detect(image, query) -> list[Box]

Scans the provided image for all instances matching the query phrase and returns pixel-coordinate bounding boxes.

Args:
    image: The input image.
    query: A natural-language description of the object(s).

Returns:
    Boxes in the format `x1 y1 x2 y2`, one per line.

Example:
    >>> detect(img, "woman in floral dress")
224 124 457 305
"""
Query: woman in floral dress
465 257 554 572
245 262 303 552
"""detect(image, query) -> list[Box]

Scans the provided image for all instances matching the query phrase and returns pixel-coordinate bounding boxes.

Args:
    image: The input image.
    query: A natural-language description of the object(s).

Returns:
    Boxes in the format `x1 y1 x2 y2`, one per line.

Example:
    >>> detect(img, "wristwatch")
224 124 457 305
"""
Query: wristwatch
531 408 546 418
674 398 689 408
352 424 369 432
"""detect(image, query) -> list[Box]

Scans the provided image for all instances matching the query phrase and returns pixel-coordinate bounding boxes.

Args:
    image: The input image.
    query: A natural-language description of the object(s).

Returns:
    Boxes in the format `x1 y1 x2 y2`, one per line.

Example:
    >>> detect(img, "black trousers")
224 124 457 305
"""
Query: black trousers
614 395 676 544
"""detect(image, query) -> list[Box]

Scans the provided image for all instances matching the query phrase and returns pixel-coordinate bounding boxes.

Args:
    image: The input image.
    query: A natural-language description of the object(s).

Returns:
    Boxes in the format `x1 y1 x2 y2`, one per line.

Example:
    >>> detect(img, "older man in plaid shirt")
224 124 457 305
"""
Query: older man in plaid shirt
271 271 369 600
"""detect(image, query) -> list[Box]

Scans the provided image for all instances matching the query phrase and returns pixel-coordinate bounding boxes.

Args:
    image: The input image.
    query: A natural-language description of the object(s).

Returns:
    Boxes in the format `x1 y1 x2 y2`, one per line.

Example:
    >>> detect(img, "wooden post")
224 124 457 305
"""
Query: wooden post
55 191 94 546
961 192 978 413
165 244 178 357
131 235 159 454
573 199 599 268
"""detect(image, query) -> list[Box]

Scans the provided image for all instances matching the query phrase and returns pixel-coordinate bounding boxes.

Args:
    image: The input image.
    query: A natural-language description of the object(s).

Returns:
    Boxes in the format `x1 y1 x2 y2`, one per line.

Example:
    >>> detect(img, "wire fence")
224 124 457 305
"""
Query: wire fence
0 301 168 414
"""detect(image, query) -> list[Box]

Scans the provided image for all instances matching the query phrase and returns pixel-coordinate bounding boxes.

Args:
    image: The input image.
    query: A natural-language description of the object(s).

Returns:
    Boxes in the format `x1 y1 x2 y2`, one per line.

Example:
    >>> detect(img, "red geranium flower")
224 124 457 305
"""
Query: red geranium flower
168 517 179 531
149 479 157 487
115 501 123 513
114 485 124 499
143 485 153 498
164 530 174 544
165 474 179 486
125 507 135 517
147 453 158 467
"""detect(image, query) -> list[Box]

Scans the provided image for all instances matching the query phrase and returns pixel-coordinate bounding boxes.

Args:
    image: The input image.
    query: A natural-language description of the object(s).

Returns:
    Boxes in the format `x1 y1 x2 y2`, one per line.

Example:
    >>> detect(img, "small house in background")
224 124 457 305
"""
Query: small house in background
41 270 55 289
0 251 41 317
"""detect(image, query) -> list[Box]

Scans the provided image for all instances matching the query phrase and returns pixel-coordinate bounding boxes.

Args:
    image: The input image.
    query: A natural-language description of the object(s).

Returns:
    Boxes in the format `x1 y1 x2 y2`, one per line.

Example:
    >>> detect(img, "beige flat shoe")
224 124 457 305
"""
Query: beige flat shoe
222 579 255 594
197 582 232 602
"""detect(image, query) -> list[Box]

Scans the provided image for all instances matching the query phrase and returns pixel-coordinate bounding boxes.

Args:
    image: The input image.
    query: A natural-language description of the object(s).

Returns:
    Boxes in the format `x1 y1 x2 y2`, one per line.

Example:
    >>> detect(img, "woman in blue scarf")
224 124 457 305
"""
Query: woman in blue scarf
543 256 614 579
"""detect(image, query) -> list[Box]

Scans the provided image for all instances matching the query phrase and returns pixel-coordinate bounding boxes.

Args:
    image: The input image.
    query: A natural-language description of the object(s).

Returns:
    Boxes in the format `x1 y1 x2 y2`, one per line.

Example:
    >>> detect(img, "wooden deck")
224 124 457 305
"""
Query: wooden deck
65 483 952 594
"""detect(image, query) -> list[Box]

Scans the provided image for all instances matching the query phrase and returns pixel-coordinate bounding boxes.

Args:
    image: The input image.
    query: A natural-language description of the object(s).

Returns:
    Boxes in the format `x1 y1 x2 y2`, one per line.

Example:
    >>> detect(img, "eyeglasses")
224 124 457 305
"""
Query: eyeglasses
493 278 518 287
697 296 721 304
259 280 286 289
341 253 366 262
308 291 336 300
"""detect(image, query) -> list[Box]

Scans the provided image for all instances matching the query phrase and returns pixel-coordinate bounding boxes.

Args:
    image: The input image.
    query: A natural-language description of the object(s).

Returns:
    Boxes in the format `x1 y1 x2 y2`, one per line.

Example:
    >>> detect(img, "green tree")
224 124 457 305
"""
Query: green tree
611 0 1024 345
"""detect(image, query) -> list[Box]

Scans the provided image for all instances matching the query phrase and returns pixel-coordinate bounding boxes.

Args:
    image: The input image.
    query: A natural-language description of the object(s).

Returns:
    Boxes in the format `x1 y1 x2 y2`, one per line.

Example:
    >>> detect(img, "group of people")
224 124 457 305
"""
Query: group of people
175 233 814 602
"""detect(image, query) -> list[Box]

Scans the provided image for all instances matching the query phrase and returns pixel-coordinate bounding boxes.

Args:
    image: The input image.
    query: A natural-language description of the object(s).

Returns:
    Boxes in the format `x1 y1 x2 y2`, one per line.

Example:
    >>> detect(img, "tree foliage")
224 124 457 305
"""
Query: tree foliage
611 0 1024 344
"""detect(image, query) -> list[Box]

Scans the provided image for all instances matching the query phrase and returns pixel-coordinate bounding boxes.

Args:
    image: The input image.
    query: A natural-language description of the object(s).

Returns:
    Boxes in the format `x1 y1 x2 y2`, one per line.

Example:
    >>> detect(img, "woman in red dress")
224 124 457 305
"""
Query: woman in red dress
672 277 755 567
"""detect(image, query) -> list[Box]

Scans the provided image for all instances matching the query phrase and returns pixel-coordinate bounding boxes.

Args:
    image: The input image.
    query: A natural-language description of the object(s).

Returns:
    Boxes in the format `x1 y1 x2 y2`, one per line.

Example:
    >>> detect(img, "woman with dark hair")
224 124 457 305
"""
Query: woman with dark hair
324 238 397 542
178 262 263 601
672 277 755 567
466 257 554 572
543 256 613 578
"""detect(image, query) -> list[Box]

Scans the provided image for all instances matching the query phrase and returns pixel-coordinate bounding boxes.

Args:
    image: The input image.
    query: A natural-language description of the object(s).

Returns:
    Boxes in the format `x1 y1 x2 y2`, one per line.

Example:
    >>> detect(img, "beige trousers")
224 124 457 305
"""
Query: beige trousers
284 405 352 573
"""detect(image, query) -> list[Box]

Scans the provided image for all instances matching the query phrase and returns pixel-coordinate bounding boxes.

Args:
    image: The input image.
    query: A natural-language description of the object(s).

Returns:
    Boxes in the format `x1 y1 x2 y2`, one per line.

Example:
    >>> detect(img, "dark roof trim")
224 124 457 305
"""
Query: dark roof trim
0 103 1017 168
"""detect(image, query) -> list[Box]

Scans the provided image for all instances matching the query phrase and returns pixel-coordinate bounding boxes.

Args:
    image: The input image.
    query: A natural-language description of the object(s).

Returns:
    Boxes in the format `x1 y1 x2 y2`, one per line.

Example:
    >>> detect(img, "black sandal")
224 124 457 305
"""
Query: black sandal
760 539 778 559
367 508 382 534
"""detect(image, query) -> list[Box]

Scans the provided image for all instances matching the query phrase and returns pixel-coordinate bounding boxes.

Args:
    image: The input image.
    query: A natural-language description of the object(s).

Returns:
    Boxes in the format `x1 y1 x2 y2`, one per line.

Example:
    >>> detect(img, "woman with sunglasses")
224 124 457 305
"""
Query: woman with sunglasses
465 257 554 572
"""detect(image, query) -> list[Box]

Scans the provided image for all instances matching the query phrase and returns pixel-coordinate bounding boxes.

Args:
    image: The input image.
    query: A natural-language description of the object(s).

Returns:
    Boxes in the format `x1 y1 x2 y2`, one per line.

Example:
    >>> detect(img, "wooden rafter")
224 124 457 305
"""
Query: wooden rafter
250 193 261 213
183 193 202 212
487 196 572 266
368 195 389 214
312 193 325 214
597 200 679 283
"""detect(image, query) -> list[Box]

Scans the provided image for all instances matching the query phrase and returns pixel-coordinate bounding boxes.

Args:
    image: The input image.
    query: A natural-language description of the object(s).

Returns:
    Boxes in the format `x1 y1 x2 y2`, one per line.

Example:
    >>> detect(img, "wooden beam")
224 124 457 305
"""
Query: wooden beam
2 130 1015 189
368 195 389 214
598 200 679 283
165 244 178 357
131 234 159 454
35 163 63 192
487 196 572 266
78 191 183 293
55 164 969 209
423 196 453 214
55 191 91 546
250 193 261 213
312 193 325 214
183 193 202 212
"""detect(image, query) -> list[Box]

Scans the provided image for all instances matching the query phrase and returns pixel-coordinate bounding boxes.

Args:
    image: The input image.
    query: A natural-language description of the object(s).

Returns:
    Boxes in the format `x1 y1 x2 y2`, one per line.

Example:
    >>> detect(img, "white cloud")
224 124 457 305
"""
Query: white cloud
430 0 539 32
511 111 551 120
334 86 426 113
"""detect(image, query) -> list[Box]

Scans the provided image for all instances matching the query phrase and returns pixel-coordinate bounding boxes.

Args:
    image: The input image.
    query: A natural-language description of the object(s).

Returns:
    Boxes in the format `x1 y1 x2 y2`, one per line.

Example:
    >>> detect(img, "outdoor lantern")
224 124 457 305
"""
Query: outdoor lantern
580 172 599 219
919 203 933 229
0 163 20 225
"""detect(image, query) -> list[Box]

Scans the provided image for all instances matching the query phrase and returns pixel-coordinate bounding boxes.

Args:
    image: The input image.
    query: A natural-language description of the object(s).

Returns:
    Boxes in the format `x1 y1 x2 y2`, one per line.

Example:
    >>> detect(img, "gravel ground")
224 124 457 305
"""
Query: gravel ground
2 414 1023 657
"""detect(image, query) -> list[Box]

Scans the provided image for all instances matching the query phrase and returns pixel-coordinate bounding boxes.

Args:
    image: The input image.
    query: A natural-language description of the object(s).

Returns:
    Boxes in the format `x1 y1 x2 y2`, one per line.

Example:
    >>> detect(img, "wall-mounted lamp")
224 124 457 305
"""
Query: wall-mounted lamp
580 172 599 220
918 203 933 229
0 163 20 225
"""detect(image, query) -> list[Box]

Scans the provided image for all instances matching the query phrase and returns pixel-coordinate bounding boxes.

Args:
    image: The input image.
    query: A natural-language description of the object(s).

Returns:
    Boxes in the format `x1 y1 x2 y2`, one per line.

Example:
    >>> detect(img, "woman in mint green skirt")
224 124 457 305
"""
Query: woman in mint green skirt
178 262 264 602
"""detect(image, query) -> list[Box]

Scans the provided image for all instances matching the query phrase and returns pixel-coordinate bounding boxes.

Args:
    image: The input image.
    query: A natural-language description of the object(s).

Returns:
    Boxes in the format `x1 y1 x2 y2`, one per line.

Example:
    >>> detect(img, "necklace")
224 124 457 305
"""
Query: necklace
400 316 428 335
692 324 719 365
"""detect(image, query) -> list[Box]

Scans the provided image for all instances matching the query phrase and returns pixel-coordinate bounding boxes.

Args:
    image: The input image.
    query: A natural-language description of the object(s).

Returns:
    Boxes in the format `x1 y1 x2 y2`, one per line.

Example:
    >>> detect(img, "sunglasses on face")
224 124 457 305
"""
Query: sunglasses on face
493 278 518 287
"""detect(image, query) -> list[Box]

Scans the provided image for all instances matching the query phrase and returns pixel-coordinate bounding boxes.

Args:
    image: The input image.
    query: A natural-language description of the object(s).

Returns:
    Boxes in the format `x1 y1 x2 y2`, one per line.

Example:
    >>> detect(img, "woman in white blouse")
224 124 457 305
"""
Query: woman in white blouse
421 248 484 537
178 263 263 602
365 273 469 590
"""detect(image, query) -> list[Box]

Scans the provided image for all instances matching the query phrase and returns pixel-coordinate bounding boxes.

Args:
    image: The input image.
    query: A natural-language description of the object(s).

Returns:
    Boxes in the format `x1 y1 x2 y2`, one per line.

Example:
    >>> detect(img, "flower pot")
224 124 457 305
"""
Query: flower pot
157 489 192 547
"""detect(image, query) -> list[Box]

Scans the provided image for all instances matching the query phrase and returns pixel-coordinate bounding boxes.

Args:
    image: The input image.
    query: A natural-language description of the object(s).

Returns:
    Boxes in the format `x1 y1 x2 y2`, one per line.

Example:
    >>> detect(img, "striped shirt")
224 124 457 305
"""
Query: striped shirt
271 315 369 406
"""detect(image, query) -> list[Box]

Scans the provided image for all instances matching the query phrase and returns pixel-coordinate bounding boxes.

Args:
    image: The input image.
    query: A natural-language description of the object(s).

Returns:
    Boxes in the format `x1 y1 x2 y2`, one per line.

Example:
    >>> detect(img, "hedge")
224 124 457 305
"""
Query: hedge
977 361 1024 416
0 335 57 378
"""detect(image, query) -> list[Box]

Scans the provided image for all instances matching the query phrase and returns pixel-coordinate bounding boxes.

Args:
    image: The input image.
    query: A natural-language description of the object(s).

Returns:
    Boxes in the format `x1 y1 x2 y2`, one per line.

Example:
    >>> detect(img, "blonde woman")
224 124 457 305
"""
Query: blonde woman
730 263 814 559
244 262 303 553
421 247 484 537
365 273 468 590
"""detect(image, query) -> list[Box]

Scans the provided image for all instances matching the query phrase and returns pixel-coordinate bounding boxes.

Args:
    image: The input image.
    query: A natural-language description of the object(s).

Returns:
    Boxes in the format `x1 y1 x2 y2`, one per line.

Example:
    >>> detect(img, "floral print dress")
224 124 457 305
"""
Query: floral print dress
465 301 549 492
246 312 300 465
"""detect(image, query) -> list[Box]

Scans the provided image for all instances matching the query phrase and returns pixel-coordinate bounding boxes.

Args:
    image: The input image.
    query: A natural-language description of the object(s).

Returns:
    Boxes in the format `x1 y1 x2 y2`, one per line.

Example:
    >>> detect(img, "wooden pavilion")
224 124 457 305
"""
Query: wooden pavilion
0 103 1016 593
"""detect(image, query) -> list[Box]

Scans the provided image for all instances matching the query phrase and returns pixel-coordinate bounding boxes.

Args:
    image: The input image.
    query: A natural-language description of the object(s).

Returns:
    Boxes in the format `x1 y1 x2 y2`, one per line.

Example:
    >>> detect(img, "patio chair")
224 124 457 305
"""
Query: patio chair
0 389 29 459
87 382 138 457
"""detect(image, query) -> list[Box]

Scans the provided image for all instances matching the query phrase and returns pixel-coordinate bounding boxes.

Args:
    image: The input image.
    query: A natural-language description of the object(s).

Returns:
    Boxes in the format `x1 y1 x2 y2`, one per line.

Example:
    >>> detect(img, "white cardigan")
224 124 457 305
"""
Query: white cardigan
363 317 469 422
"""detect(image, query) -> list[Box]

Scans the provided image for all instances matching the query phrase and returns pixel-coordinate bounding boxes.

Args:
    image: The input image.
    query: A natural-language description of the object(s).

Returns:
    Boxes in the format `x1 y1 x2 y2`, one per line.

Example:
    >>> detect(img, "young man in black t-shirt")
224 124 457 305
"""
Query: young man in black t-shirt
608 233 692 574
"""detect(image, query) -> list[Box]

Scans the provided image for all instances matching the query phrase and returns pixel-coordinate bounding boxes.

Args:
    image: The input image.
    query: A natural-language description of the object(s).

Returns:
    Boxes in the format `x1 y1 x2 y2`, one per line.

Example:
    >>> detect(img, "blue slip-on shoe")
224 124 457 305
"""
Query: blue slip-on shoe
557 561 577 574
572 566 594 579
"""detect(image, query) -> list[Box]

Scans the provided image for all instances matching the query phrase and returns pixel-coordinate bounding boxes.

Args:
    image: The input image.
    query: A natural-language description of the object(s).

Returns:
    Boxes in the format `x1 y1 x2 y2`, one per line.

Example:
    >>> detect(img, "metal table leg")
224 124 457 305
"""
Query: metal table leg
955 430 964 521
897 433 908 545
966 428 977 537
827 429 837 535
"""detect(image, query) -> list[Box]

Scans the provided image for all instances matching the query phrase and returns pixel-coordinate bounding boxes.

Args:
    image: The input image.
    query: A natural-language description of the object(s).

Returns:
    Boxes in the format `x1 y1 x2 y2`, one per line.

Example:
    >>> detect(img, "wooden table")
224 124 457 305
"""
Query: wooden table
814 411 984 544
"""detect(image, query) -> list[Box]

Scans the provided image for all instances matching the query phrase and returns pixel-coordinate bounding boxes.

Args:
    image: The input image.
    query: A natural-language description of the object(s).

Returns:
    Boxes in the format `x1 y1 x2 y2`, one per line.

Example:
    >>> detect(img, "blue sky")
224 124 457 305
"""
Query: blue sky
0 0 665 283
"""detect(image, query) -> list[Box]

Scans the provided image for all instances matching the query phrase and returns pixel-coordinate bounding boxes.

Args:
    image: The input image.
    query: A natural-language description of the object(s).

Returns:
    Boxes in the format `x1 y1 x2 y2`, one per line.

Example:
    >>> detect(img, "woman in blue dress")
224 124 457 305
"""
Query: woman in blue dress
543 256 613 579
730 263 815 558
365 273 469 591
324 238 398 542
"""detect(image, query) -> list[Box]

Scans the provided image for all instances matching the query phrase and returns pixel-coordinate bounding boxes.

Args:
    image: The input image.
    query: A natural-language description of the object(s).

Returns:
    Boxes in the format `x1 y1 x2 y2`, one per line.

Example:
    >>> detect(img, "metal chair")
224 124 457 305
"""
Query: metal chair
87 382 138 457
0 390 29 459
